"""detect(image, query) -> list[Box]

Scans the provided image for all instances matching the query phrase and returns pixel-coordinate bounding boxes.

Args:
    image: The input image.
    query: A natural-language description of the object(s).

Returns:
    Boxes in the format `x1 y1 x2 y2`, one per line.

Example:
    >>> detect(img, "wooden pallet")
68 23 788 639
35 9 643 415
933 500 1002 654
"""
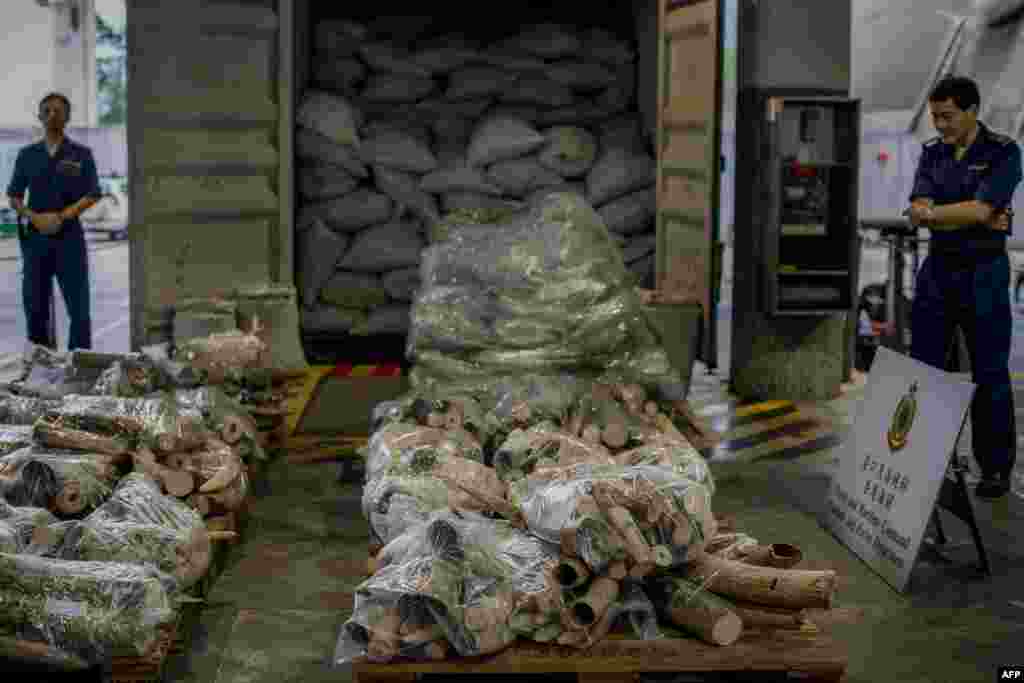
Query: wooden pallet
0 615 182 682
108 617 180 683
356 532 848 682
194 501 250 599
248 399 292 454
671 400 720 451
351 629 847 683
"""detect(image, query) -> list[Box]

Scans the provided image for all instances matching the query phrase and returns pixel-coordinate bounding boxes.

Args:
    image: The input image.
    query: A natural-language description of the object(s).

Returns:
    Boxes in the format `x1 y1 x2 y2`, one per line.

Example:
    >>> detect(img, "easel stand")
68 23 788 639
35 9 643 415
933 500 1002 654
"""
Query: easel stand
925 441 992 577
920 332 992 578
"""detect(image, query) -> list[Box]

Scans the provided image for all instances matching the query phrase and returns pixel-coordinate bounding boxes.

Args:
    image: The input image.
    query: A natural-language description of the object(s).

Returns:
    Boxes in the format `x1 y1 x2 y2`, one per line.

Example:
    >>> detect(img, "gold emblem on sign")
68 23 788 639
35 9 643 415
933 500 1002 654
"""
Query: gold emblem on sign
887 381 918 453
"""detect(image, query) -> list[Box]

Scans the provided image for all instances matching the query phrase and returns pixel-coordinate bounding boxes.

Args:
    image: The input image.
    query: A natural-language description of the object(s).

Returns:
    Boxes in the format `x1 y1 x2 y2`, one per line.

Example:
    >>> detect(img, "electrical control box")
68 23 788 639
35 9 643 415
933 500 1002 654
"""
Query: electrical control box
762 96 861 316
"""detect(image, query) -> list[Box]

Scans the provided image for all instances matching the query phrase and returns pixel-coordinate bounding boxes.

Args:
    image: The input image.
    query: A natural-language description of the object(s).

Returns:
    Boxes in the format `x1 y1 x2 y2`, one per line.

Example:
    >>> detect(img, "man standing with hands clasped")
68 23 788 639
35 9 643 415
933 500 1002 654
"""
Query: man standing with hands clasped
907 76 1022 500
6 93 102 352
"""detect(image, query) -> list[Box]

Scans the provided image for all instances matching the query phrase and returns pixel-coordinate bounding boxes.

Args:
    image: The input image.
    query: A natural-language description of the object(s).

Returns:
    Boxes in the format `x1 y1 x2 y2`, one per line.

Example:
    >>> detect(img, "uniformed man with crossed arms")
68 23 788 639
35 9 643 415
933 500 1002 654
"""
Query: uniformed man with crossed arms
6 93 101 352
908 76 1022 499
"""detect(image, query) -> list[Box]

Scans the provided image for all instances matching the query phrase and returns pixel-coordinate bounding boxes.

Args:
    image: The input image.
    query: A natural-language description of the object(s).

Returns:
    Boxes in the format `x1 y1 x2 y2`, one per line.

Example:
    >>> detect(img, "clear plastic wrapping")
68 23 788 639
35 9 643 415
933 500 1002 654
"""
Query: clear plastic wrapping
173 330 268 385
493 421 616 482
704 531 760 560
96 473 206 535
362 474 445 547
0 456 61 510
395 373 593 450
407 286 504 353
334 510 561 667
408 192 686 398
0 552 178 664
0 425 34 456
615 579 663 641
139 343 201 389
365 422 485 482
91 355 170 398
415 194 623 299
362 444 509 546
0 521 19 554
613 440 716 497
172 387 259 445
70 473 212 589
371 391 491 445
51 518 207 590
45 395 205 454
0 394 61 427
408 351 490 387
509 463 715 576
479 375 588 451
13 346 96 399
0 446 117 516
598 346 689 402
0 502 57 550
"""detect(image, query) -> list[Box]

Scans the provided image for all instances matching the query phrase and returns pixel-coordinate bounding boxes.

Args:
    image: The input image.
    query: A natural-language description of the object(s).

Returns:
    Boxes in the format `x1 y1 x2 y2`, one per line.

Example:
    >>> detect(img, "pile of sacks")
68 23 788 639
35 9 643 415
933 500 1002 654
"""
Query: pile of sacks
296 20 657 340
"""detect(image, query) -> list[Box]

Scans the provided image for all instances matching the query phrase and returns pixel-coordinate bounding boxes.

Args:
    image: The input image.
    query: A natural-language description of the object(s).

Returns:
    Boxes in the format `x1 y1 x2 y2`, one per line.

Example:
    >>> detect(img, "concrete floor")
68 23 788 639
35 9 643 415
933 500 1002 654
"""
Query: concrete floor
0 236 130 364
148 363 1024 683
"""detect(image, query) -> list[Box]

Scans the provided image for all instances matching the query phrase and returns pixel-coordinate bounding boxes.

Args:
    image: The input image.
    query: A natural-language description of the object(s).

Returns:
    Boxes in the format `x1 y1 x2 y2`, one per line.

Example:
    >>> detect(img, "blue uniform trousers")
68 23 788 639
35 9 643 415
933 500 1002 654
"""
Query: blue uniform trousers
911 251 1015 477
18 221 92 351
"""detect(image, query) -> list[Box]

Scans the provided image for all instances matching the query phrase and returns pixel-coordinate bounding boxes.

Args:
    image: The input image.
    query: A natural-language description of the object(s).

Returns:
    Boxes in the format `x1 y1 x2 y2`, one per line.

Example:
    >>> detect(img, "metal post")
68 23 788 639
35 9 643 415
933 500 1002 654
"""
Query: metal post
895 235 908 351
911 235 920 292
886 235 899 352
48 289 57 350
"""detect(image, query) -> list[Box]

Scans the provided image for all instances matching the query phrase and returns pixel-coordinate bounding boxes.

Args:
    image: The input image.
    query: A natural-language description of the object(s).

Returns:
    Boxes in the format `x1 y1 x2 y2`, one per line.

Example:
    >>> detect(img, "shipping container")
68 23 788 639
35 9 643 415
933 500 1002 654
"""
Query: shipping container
127 0 724 369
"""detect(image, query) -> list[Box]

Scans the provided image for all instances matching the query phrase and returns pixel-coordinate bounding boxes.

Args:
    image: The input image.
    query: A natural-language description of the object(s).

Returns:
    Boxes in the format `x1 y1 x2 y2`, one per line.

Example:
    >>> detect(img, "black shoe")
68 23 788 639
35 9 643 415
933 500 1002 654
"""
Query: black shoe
975 474 1011 500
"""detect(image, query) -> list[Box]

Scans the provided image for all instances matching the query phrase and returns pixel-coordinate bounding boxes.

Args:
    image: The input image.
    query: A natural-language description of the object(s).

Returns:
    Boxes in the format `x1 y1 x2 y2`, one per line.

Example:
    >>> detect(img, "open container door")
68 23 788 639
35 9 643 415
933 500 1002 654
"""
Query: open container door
655 0 724 368
126 0 287 349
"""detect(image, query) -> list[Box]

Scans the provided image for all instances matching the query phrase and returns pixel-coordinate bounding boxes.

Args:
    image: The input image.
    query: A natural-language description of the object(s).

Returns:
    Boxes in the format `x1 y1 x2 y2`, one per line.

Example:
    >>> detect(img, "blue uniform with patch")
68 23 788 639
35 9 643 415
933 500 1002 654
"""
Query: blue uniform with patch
909 122 1022 479
6 138 101 351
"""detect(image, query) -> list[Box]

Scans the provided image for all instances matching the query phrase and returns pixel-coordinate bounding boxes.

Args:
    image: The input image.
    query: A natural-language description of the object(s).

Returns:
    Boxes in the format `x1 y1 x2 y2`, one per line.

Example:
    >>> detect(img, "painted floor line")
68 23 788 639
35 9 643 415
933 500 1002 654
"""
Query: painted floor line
711 404 800 433
711 417 822 455
91 312 131 345
94 297 132 337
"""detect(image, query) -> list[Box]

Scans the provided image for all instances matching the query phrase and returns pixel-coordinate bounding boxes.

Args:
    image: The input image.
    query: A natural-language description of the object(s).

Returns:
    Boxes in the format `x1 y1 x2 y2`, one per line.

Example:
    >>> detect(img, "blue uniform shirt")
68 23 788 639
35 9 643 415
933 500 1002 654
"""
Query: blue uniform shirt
5 137 102 232
909 122 1023 255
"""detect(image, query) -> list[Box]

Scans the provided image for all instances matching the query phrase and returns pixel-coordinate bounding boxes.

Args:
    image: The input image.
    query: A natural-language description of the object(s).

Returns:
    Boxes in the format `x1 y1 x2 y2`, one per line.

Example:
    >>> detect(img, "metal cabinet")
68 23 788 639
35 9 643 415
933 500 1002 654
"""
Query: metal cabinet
761 96 861 316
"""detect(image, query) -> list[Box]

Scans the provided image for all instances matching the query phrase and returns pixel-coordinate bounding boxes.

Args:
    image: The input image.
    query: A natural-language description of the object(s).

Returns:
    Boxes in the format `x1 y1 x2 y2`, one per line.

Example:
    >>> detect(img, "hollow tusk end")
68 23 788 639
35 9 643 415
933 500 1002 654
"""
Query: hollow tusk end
198 465 237 493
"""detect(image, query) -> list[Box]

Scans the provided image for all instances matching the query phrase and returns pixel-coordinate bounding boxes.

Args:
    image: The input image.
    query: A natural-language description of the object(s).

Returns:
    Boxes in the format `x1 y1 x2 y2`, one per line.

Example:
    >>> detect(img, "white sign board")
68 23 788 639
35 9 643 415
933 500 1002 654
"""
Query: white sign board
824 347 975 593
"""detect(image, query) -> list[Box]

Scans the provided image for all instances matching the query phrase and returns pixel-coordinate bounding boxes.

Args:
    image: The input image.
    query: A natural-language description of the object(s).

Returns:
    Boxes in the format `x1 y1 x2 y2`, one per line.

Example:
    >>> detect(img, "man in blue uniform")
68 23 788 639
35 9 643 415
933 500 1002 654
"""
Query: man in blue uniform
908 76 1022 499
6 93 101 351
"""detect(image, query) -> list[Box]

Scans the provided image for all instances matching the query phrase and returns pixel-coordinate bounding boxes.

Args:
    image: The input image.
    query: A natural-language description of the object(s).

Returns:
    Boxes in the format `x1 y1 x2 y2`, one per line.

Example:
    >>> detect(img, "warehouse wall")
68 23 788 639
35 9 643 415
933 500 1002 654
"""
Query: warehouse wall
739 0 851 91
852 0 972 114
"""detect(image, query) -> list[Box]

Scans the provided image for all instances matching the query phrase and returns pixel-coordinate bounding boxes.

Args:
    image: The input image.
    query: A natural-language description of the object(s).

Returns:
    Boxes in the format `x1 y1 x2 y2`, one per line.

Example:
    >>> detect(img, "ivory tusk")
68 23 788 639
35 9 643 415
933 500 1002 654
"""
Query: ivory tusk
199 459 241 493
